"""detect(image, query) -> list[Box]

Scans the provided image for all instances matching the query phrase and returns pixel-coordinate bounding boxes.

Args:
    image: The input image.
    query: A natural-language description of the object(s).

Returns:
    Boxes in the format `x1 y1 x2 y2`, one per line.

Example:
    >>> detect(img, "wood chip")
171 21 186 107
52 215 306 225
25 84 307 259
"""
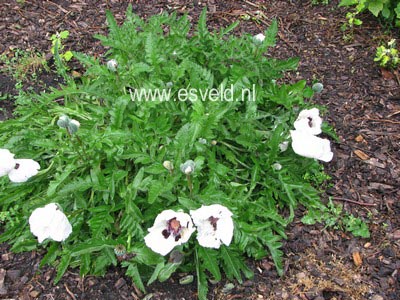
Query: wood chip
365 158 386 168
352 251 363 267
355 135 364 142
354 149 369 160
364 242 371 248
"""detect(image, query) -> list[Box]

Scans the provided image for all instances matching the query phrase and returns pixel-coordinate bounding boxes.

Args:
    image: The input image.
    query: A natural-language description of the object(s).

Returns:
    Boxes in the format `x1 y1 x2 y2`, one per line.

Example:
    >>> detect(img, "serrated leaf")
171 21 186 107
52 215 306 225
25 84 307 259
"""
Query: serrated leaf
40 243 60 267
123 262 146 292
198 247 221 281
54 252 71 284
158 262 181 282
196 248 209 300
147 262 165 286
71 239 116 257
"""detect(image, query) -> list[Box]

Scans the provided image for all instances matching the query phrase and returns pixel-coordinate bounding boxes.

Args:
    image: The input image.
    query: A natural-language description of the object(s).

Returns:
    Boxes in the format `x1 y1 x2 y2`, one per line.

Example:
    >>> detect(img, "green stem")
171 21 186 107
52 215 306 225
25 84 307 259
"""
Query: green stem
186 174 193 198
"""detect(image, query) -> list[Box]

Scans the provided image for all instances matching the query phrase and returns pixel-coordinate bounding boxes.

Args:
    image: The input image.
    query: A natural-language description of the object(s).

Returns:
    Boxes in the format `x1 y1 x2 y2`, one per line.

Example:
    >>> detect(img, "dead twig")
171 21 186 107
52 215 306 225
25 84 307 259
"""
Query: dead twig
358 118 400 124
332 197 377 207
64 283 77 300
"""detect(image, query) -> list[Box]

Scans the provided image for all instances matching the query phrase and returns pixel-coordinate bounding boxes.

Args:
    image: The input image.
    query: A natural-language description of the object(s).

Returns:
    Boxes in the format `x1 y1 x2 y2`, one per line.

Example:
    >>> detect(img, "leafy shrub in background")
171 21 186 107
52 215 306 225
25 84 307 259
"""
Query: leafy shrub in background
339 0 400 27
0 6 365 299
374 38 399 68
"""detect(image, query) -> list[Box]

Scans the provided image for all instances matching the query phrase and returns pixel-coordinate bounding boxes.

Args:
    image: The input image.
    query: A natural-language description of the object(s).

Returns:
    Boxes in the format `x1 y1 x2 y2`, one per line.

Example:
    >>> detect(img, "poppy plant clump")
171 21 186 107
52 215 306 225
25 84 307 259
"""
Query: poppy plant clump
0 7 362 300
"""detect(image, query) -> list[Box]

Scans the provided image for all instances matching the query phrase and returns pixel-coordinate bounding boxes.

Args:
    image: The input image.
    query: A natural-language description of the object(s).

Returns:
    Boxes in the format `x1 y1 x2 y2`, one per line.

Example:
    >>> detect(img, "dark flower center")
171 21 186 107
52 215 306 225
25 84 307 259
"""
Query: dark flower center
208 216 219 231
14 163 20 170
162 217 183 241
307 117 313 127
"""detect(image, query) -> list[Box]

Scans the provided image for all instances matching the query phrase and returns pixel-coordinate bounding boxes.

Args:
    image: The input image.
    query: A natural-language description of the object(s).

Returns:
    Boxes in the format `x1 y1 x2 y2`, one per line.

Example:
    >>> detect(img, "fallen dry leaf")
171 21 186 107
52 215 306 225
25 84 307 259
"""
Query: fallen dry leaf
352 251 363 267
381 68 395 80
354 149 369 160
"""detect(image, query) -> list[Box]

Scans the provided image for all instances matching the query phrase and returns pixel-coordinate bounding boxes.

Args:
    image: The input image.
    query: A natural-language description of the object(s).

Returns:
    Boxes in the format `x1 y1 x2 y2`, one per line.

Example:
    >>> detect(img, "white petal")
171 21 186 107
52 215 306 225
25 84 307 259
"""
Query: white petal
197 227 222 248
29 205 52 243
8 159 40 183
217 216 234 246
0 149 16 177
290 130 333 162
48 210 73 242
144 230 178 256
29 203 72 243
294 108 322 135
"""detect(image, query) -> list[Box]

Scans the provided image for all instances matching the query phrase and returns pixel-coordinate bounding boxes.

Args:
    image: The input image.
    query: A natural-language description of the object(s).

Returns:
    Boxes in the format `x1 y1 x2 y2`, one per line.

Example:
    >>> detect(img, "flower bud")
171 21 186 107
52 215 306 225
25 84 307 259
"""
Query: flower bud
279 141 289 152
253 33 265 44
179 275 194 285
68 119 80 134
114 244 126 257
180 160 195 175
107 59 118 72
312 82 324 93
163 160 174 172
272 163 282 171
198 138 207 145
57 115 70 128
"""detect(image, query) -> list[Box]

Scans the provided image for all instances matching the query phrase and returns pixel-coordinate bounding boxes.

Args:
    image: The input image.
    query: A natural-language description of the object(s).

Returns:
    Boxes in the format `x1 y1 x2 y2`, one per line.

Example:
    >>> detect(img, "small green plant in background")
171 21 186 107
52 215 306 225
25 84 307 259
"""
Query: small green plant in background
374 39 399 68
340 11 363 41
50 30 74 63
302 199 370 238
339 0 400 27
312 0 330 5
0 48 48 81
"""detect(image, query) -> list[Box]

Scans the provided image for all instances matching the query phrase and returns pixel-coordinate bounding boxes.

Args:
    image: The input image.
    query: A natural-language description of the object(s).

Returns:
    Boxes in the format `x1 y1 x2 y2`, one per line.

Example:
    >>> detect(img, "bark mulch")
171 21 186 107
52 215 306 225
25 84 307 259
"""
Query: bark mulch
0 1 399 299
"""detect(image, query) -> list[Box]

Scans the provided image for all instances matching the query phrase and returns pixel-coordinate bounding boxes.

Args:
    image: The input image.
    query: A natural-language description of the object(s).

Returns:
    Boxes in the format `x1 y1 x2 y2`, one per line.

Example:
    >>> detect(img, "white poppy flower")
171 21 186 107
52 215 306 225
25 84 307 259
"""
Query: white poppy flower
290 130 333 162
29 203 72 243
190 204 234 249
7 159 40 183
253 33 265 43
294 108 322 136
0 149 16 177
144 210 195 256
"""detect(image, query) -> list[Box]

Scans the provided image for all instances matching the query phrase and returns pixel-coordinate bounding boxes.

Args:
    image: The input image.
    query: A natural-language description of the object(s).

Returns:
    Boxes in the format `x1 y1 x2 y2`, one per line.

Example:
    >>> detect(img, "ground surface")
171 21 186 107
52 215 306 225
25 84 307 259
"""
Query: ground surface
0 0 399 299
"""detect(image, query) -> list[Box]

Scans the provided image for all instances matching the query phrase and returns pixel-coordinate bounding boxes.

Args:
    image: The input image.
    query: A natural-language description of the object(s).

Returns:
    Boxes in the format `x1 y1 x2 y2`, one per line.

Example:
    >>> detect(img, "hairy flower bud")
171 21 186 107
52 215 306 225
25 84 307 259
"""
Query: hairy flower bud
107 59 118 72
312 82 324 93
68 119 80 134
57 115 70 128
180 160 195 175
163 160 174 172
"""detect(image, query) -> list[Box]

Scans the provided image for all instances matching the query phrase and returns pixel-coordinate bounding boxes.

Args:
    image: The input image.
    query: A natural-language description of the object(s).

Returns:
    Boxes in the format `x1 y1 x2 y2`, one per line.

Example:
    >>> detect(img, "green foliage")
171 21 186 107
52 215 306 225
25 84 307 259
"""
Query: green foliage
50 30 74 63
312 0 330 5
374 39 399 68
0 48 48 81
301 199 370 238
0 7 347 299
339 0 400 27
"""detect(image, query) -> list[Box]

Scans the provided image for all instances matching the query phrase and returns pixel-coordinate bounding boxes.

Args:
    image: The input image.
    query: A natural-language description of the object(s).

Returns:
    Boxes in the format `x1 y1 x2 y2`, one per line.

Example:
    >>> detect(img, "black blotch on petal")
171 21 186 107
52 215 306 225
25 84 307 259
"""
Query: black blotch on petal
162 229 170 239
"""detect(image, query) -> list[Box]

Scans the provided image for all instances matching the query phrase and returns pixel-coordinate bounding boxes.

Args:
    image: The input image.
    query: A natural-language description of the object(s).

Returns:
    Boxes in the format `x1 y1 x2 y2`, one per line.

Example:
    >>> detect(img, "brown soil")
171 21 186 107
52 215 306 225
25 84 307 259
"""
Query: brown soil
0 1 399 299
